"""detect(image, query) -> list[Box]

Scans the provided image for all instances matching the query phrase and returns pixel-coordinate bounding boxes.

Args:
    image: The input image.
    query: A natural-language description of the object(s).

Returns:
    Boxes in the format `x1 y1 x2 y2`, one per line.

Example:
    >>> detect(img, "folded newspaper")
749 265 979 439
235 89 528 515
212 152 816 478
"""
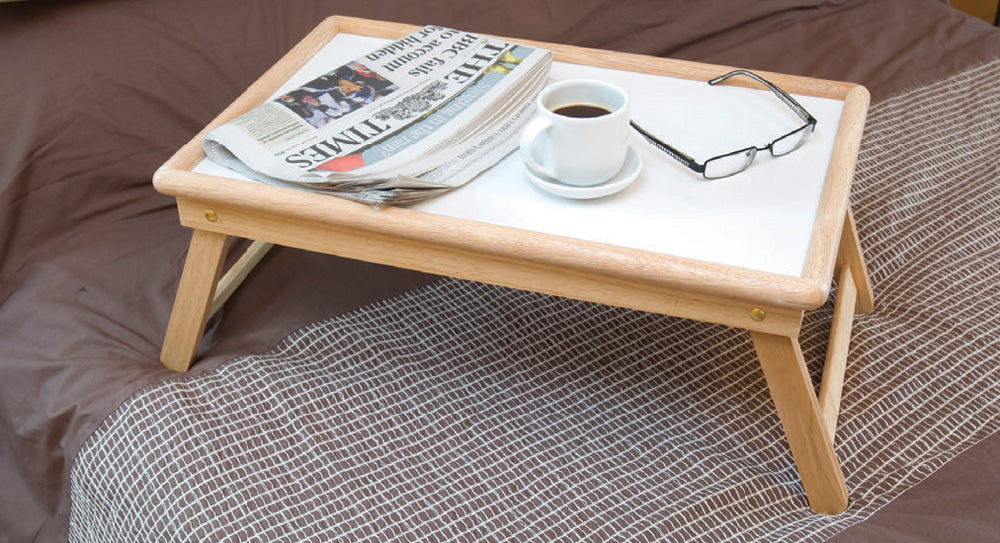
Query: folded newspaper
203 26 552 206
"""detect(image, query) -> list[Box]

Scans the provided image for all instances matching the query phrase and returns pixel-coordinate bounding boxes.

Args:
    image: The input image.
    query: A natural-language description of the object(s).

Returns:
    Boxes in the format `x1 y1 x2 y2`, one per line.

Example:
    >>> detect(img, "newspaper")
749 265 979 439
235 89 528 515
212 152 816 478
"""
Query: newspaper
203 25 552 206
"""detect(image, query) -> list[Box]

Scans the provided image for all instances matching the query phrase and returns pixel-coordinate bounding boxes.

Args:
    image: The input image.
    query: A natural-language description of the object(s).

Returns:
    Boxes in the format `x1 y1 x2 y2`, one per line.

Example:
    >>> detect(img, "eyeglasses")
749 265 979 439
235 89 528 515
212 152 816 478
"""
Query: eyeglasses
630 69 818 180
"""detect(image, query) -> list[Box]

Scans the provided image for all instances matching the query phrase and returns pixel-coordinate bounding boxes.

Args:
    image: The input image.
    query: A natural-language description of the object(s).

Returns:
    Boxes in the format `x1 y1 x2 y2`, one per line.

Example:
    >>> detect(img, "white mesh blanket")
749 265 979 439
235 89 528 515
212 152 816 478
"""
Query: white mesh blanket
70 60 1000 542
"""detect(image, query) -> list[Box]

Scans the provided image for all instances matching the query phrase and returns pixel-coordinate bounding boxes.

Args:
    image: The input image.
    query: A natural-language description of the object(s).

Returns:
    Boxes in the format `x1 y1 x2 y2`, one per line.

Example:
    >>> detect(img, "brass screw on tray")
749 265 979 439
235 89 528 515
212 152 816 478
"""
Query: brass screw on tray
749 307 767 322
204 209 218 222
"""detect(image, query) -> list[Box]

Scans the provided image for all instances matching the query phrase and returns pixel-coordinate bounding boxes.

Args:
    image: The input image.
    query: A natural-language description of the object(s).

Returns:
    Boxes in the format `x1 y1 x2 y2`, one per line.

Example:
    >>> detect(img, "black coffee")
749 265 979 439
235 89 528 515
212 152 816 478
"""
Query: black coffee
552 104 612 118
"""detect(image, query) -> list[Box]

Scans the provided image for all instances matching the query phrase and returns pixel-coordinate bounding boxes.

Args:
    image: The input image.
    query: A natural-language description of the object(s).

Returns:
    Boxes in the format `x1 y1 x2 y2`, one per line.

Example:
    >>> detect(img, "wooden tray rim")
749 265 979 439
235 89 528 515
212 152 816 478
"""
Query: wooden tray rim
153 15 870 310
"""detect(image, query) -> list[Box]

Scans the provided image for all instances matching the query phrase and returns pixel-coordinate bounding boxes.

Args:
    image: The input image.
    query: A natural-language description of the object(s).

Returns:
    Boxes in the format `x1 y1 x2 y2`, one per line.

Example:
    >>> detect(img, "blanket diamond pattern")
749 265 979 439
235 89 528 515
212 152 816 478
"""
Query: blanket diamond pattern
70 59 1000 541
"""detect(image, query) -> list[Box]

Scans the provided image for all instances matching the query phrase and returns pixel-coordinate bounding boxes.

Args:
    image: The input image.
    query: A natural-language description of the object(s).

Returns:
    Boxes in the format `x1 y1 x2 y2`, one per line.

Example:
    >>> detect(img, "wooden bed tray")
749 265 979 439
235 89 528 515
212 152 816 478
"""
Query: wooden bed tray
153 16 872 515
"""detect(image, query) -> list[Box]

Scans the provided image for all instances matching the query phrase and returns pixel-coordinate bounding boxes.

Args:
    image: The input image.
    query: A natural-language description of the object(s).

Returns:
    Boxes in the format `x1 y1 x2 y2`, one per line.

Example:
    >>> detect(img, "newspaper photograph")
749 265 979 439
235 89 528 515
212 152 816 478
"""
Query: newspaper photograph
203 25 552 206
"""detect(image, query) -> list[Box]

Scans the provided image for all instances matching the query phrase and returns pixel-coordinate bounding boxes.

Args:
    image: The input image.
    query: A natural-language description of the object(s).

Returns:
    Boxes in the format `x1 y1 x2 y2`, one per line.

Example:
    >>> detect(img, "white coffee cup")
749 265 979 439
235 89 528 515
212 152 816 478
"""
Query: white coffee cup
519 79 630 186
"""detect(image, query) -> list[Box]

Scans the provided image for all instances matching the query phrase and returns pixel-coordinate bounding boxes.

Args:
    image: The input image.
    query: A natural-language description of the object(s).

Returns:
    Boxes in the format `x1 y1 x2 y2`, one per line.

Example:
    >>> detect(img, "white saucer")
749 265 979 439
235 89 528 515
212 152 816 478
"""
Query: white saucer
523 146 642 200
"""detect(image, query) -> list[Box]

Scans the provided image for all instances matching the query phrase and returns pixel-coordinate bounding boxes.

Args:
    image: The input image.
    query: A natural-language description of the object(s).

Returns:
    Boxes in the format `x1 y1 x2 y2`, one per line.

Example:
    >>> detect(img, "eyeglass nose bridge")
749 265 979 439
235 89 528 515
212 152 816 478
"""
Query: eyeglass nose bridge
753 139 797 161
759 141 781 157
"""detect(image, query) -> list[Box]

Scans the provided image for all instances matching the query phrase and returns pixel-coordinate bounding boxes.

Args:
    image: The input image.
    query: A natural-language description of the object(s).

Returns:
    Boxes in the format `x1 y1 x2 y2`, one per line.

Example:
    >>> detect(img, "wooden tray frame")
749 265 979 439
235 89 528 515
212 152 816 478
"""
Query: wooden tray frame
153 16 873 515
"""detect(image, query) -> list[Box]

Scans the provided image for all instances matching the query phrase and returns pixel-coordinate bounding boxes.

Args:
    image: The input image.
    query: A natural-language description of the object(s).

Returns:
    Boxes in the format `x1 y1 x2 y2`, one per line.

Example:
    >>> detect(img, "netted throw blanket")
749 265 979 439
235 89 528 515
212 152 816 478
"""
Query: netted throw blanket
70 60 1000 542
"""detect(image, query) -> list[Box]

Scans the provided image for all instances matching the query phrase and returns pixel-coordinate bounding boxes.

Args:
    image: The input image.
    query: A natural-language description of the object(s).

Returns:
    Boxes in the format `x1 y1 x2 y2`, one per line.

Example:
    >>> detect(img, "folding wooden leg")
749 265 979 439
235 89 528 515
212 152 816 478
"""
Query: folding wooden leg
817 265 857 442
838 206 874 314
210 240 274 316
750 330 850 514
161 229 230 371
748 206 872 513
161 233 275 371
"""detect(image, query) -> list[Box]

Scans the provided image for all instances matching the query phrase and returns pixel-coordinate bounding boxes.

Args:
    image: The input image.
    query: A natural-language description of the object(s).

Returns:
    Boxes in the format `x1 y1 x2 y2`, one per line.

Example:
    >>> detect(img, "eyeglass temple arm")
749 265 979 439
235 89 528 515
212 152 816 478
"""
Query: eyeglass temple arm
629 120 706 175
709 70 816 124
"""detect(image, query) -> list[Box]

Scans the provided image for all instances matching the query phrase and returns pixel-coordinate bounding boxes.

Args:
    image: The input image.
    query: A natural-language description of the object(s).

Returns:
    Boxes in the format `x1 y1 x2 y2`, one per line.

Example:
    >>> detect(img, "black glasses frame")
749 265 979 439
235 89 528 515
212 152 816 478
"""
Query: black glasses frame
630 70 818 180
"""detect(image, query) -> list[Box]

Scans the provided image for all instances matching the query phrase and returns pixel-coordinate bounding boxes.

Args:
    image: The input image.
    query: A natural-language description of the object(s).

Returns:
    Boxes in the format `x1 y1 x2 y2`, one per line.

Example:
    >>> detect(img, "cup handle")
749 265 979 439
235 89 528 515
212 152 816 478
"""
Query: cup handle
519 116 558 180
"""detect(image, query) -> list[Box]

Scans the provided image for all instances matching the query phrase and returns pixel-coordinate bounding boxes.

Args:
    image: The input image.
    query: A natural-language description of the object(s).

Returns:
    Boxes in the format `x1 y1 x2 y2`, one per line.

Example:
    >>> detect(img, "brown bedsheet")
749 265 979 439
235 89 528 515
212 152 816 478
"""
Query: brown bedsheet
1 0 998 540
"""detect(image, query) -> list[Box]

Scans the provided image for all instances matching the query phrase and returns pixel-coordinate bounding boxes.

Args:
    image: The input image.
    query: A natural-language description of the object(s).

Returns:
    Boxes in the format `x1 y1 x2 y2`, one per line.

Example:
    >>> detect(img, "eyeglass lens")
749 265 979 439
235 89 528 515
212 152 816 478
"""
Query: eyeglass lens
771 122 815 156
704 148 756 179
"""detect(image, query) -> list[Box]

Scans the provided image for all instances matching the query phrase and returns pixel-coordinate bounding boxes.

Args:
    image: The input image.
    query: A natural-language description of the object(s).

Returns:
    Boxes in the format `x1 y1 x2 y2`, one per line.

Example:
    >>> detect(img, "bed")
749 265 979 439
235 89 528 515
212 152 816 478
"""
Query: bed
2 0 999 541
